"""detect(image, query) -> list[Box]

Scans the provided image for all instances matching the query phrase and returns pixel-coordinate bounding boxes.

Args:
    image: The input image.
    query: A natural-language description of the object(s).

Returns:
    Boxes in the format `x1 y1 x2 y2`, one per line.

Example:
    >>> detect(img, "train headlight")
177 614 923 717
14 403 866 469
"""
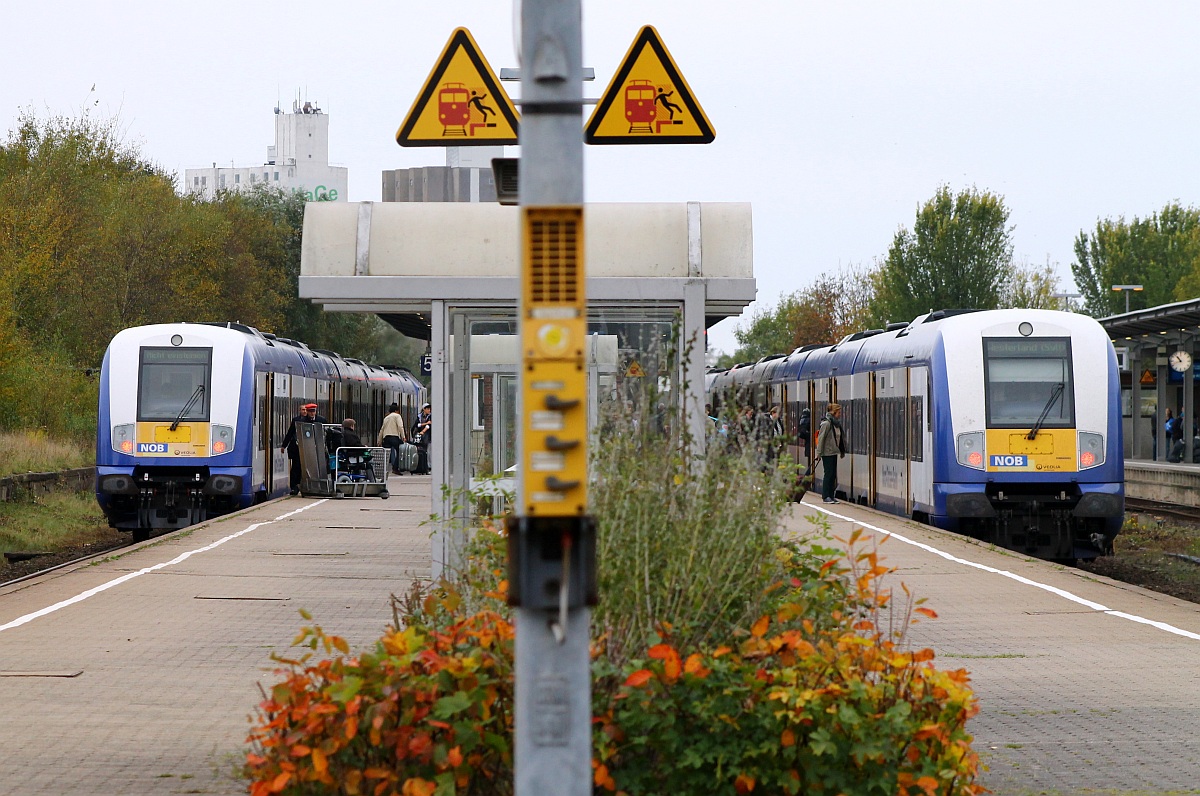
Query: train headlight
99 474 137 495
1078 432 1105 469
112 424 135 454
956 432 986 470
211 425 234 455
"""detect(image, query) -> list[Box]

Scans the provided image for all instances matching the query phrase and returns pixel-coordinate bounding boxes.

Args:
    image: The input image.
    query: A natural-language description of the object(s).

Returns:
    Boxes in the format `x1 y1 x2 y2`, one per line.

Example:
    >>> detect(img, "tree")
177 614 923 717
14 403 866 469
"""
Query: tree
1002 258 1061 309
716 263 878 367
234 185 425 374
1072 202 1200 316
870 185 1014 324
722 294 803 367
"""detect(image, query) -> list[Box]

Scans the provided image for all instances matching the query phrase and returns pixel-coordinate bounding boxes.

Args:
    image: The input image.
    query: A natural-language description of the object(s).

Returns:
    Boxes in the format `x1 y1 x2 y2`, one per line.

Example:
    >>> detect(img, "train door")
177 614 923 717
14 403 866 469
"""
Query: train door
848 370 871 505
833 375 850 500
868 371 878 507
272 372 293 494
255 372 270 496
908 366 933 517
904 368 913 517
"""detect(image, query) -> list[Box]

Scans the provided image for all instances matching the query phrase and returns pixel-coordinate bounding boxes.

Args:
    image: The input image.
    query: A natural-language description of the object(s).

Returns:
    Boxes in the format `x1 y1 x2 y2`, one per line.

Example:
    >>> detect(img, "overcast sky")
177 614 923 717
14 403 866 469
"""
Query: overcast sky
4 1 1198 354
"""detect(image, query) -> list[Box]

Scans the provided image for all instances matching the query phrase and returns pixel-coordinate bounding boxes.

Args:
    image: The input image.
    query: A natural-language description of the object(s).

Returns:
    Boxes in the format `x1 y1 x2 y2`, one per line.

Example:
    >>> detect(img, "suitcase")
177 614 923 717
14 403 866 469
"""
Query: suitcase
416 446 429 475
396 442 419 473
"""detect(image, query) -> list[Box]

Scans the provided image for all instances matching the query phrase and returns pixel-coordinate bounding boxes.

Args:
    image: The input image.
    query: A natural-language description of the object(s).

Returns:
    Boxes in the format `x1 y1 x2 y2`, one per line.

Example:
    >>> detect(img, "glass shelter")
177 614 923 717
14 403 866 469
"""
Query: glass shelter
298 201 755 575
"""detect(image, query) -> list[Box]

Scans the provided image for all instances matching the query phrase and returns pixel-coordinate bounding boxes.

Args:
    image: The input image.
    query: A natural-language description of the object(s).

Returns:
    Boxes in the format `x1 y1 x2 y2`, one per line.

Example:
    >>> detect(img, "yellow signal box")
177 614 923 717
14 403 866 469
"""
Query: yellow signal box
521 206 588 516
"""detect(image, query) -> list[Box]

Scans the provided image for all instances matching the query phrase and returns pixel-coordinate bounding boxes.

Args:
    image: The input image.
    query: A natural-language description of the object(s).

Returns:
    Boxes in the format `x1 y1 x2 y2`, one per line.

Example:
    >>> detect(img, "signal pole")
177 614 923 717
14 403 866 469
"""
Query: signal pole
508 2 595 796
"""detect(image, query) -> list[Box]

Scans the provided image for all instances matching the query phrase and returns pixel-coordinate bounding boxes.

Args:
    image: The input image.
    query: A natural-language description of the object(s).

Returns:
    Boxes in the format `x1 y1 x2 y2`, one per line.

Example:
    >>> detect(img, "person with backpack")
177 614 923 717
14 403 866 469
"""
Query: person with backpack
815 403 846 504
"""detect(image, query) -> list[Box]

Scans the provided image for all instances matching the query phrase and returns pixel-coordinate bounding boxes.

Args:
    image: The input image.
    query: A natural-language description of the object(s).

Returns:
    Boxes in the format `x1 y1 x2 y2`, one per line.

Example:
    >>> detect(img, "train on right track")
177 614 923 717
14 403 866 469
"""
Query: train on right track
708 308 1124 561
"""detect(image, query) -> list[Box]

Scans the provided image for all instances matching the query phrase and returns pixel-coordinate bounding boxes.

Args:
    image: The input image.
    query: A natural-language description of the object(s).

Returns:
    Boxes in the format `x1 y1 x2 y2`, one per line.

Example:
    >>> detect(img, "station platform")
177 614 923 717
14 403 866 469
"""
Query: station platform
1 480 1198 794
0 480 433 795
1125 458 1200 507
785 498 1200 793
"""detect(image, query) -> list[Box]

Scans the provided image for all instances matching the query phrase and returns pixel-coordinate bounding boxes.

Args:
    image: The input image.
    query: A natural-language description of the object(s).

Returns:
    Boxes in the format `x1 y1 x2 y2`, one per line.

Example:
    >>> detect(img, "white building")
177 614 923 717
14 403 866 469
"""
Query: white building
381 146 503 203
184 100 348 202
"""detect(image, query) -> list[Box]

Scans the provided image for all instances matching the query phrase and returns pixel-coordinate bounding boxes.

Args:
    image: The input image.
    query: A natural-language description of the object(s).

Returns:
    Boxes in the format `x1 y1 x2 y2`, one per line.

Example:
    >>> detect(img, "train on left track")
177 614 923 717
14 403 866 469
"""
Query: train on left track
96 322 426 540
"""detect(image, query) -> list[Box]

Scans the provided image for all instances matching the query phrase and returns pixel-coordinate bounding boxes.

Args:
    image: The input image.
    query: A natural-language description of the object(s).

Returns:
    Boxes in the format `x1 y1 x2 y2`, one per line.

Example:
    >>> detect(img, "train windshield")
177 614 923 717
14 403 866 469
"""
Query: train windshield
138 347 212 422
983 337 1074 428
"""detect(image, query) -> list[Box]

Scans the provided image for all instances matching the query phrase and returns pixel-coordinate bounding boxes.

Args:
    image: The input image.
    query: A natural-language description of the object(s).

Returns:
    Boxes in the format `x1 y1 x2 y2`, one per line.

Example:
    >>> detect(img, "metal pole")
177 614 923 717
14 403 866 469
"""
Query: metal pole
515 2 591 795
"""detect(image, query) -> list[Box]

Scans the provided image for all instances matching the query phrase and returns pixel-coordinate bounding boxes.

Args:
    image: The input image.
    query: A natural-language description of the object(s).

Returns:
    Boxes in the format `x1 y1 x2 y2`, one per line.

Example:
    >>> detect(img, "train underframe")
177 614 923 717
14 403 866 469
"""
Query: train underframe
97 465 245 542
942 482 1122 562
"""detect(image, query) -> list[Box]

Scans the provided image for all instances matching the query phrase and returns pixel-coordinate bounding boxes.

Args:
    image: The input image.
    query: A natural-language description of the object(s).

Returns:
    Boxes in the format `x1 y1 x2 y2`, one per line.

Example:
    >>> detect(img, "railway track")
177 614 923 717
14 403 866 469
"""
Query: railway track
1124 496 1200 526
0 539 132 589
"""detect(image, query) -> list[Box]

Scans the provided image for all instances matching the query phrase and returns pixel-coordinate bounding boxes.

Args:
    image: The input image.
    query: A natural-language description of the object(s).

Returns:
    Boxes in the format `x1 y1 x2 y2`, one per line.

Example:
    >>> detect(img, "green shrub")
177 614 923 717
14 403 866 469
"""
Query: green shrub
593 531 985 795
591 395 807 667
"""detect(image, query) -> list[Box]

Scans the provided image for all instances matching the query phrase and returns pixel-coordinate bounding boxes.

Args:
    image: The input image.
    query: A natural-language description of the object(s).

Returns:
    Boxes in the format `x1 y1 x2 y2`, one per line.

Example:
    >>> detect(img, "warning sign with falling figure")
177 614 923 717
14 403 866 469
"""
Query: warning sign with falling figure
586 26 714 145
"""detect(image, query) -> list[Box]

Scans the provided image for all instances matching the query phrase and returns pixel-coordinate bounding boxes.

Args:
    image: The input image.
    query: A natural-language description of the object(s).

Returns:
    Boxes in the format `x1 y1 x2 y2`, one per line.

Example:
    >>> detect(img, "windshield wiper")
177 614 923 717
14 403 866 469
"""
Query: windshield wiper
170 385 205 432
1026 382 1064 440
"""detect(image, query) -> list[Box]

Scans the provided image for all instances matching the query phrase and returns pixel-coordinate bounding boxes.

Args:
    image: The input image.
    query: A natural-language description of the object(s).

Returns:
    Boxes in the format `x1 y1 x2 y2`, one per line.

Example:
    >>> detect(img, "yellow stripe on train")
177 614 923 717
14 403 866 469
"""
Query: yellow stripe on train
984 428 1077 473
135 422 209 457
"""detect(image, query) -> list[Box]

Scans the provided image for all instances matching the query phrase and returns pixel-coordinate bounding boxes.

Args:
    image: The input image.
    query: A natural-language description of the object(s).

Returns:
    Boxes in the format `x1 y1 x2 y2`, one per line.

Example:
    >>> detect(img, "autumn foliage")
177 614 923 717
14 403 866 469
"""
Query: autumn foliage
245 521 983 795
245 596 515 796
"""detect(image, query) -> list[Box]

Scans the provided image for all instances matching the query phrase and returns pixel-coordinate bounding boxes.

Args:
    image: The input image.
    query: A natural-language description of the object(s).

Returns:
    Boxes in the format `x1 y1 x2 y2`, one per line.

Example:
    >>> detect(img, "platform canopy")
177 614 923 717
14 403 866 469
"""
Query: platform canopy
298 200 756 576
298 201 755 339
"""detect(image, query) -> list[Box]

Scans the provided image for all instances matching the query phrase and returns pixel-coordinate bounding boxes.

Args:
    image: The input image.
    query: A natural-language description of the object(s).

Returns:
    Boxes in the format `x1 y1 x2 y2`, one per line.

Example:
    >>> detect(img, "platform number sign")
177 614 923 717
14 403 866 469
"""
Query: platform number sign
421 354 432 375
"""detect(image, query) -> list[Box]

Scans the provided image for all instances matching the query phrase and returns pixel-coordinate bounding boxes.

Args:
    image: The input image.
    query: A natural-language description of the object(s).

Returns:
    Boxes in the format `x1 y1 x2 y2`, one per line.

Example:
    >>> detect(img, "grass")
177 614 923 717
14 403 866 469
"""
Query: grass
1117 513 1200 557
0 430 92 476
0 490 113 554
1080 512 1200 604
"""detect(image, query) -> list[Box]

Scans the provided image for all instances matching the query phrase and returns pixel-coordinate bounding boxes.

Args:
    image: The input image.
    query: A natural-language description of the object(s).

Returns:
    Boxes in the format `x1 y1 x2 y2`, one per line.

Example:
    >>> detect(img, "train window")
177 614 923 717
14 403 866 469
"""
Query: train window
137 347 211 422
909 396 923 462
983 337 1074 428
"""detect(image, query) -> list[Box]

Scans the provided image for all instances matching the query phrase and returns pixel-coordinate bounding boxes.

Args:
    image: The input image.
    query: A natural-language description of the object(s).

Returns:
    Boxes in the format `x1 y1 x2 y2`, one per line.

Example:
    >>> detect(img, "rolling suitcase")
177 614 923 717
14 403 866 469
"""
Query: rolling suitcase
396 442 419 473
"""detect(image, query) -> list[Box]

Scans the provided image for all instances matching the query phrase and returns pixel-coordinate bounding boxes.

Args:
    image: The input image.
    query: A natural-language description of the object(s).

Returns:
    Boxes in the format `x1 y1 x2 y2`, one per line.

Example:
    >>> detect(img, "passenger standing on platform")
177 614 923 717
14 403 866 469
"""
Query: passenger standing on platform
797 407 812 465
1171 408 1186 462
411 404 433 475
755 405 784 466
737 405 756 452
1165 408 1179 462
815 403 845 504
378 403 407 475
281 403 326 495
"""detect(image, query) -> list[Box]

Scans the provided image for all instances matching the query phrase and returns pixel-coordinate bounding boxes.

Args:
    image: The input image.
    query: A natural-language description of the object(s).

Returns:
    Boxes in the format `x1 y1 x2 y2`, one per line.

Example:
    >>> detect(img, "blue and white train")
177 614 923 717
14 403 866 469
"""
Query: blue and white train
96 322 426 540
709 309 1124 561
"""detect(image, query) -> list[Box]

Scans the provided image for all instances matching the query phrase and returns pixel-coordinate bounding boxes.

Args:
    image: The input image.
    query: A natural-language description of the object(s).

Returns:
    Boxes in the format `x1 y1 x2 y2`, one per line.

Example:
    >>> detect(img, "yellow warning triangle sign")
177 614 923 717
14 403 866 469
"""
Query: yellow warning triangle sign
396 28 520 147
625 360 646 378
585 26 715 145
1140 369 1155 385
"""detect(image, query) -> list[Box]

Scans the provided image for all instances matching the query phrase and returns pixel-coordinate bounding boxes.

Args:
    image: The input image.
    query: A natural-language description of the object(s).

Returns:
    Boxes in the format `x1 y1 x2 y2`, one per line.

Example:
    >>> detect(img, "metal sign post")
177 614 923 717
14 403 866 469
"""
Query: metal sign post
506 2 595 795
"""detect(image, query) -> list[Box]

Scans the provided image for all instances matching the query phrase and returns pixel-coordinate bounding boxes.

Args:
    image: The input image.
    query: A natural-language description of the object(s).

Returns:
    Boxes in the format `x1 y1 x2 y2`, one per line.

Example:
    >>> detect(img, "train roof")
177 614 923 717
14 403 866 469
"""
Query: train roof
746 309 1108 382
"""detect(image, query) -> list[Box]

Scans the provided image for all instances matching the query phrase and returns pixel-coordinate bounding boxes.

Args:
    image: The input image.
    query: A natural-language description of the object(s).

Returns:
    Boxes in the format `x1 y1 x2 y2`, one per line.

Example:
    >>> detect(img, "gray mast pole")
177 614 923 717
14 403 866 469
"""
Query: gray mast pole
514 2 591 795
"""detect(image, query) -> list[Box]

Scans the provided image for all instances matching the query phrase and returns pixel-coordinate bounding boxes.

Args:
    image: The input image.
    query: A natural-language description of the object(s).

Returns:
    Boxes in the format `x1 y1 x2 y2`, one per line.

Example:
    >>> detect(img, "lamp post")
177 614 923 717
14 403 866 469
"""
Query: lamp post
1112 284 1144 314
1051 291 1082 312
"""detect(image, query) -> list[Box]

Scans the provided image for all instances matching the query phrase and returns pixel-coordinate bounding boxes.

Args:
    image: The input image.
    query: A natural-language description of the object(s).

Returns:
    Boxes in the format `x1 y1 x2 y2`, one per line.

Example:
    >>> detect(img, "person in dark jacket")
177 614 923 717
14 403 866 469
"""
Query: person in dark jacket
797 407 812 465
411 404 433 474
281 403 327 495
815 403 845 504
339 418 362 448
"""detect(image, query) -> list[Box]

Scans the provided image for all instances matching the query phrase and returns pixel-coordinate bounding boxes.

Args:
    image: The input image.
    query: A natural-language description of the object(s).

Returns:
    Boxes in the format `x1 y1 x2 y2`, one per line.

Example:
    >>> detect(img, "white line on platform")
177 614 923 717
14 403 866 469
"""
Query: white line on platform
0 500 328 634
810 503 1200 642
